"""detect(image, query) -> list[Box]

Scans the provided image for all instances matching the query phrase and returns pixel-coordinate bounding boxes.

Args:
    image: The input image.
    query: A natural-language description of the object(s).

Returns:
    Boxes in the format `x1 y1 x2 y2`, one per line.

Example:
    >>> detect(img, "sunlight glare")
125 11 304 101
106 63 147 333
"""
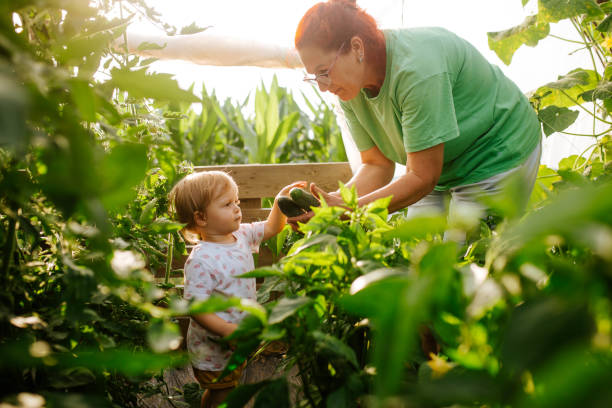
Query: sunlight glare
12 12 23 34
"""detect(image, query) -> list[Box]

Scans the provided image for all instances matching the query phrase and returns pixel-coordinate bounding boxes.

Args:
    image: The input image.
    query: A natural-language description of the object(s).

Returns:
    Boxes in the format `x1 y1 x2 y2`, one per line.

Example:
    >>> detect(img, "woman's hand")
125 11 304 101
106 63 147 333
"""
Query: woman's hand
286 183 345 230
310 183 343 207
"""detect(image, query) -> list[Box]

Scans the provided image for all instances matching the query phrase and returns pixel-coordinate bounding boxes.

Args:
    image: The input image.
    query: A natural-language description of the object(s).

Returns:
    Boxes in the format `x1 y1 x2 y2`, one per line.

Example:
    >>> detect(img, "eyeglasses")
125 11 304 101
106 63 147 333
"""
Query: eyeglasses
303 41 346 87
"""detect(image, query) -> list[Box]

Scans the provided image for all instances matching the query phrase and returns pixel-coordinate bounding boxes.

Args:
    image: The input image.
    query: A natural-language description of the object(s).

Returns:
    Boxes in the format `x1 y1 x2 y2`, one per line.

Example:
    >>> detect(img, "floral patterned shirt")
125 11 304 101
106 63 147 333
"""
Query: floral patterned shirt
183 222 265 371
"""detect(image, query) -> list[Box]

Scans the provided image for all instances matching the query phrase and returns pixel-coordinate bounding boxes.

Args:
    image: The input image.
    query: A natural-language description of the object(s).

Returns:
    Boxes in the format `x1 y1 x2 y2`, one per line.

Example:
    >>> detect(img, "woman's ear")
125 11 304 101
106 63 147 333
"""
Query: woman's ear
350 35 365 62
193 211 207 227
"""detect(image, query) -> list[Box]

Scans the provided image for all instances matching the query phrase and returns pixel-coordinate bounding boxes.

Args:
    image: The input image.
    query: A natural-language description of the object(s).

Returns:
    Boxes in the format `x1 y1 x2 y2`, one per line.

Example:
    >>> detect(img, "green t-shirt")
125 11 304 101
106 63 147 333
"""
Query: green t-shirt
339 27 541 190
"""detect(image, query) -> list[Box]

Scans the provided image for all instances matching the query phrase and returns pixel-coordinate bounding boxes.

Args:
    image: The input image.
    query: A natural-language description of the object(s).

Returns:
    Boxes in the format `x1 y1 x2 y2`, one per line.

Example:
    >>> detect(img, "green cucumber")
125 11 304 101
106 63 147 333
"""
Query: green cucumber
278 196 306 217
290 187 320 211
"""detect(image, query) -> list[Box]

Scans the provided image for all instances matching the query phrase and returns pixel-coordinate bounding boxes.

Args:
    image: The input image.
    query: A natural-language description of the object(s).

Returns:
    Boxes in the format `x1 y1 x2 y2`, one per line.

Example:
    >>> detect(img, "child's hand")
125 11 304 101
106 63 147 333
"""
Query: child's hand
277 181 308 199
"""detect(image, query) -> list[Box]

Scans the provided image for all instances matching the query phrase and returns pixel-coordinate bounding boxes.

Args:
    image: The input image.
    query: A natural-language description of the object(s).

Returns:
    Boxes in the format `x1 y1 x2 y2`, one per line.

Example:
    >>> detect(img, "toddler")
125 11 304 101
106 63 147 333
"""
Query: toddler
169 170 304 408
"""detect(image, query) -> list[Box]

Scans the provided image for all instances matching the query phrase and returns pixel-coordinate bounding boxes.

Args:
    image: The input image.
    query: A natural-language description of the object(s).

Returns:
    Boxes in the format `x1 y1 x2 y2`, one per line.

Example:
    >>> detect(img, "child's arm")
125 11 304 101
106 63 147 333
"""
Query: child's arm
193 313 238 338
263 181 307 241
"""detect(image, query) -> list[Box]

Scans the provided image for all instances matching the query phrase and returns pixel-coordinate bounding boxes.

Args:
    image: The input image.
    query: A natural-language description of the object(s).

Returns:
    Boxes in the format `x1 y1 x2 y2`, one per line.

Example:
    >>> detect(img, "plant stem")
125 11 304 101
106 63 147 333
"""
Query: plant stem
584 21 607 67
559 128 612 137
1 217 17 284
569 18 610 118
549 34 586 45
297 356 318 408
571 17 601 80
165 232 174 286
572 142 598 170
559 90 612 125
119 1 129 66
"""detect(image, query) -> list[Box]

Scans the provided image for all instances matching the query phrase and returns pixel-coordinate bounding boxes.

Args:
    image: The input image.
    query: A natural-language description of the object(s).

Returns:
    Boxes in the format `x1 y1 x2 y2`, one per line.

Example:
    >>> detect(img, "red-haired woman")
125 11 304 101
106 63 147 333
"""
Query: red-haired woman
292 0 542 226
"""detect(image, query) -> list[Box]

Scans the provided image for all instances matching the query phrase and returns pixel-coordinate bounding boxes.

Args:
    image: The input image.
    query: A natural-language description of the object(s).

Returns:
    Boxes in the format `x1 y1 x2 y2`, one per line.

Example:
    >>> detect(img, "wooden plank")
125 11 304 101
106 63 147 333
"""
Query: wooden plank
194 162 353 198
242 208 270 223
240 198 261 209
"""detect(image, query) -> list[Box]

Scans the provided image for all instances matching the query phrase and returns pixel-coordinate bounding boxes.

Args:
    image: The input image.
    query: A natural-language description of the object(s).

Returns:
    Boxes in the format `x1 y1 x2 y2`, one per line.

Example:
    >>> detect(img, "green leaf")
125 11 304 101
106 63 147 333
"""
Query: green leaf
580 80 612 102
41 392 113 408
487 15 550 65
268 111 300 156
340 276 411 318
417 369 502 406
187 297 266 323
384 214 447 240
147 319 182 353
48 367 96 389
596 13 612 32
341 244 457 397
55 30 111 66
99 143 148 211
339 183 358 207
537 0 603 24
288 233 338 256
225 381 273 408
238 266 283 278
0 72 28 155
534 69 599 108
110 68 200 103
188 296 242 314
260 325 286 341
253 378 290 408
268 296 314 324
150 218 185 234
70 79 96 122
538 106 580 136
500 297 594 374
558 155 587 171
490 181 612 260
183 382 204 408
139 198 158 225
546 69 594 90
137 41 166 51
515 349 612 408
311 331 359 368
238 299 268 324
180 23 209 35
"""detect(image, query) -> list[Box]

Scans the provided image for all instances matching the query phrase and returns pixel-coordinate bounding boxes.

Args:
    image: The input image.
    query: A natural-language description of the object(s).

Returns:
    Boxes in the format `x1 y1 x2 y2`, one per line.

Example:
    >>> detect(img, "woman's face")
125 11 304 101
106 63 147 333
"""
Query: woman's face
299 43 364 101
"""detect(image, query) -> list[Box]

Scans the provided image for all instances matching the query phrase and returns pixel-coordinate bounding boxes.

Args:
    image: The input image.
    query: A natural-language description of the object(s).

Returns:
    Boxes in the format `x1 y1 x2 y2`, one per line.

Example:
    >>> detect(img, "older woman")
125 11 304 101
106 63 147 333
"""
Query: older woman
292 0 541 223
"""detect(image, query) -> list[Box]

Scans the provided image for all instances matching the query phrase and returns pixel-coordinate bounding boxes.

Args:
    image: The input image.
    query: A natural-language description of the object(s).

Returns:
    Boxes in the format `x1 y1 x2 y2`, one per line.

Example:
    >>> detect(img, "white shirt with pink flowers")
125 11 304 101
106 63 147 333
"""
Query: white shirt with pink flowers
183 222 265 371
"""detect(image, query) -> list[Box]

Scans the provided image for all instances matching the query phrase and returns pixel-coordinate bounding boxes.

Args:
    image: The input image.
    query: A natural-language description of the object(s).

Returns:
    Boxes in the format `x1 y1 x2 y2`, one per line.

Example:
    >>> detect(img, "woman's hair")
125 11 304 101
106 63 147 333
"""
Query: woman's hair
169 171 237 234
294 0 385 62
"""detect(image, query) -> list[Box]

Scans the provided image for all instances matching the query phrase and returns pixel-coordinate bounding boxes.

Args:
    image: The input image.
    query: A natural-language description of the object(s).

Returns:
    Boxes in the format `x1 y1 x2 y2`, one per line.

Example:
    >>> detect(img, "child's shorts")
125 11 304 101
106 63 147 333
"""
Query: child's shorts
192 364 244 390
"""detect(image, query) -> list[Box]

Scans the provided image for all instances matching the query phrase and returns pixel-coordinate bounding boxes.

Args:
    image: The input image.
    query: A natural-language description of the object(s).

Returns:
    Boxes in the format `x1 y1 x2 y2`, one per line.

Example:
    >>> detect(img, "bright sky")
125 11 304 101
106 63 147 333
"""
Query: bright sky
129 0 598 168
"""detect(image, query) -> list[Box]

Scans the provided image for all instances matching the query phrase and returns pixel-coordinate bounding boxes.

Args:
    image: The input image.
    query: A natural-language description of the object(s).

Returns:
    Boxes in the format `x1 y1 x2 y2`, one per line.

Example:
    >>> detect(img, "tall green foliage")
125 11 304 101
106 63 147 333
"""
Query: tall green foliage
0 1 346 406
489 0 611 197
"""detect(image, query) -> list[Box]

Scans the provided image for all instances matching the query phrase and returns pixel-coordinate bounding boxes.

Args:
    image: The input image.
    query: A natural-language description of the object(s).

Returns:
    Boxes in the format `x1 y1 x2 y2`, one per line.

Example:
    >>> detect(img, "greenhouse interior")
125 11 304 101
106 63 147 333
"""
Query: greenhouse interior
2 1 612 407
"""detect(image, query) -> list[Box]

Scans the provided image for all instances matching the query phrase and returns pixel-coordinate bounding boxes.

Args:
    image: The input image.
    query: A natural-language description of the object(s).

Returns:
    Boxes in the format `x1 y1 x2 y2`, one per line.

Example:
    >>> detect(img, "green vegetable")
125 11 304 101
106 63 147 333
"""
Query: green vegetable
183 382 203 408
290 187 320 211
278 196 306 217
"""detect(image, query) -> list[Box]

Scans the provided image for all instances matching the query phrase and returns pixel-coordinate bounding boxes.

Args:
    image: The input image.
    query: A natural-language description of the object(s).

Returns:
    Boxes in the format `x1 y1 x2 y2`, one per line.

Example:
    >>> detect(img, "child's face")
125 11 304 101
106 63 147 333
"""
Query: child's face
202 186 241 237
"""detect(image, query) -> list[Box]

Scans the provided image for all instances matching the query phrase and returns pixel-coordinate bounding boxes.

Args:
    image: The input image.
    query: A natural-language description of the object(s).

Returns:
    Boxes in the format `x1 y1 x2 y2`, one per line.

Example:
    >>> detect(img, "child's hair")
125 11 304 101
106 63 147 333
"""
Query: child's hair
169 171 238 239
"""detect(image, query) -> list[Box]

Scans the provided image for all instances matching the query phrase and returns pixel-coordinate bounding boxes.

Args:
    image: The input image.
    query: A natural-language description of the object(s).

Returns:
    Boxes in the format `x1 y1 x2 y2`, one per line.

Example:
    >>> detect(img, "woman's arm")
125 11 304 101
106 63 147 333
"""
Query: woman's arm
341 145 396 197
288 144 443 228
357 143 444 212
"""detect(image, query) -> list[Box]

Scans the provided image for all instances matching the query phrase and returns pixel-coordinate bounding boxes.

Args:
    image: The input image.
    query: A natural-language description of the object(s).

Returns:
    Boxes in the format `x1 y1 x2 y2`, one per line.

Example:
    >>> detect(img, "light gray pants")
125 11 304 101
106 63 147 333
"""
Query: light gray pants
407 143 542 221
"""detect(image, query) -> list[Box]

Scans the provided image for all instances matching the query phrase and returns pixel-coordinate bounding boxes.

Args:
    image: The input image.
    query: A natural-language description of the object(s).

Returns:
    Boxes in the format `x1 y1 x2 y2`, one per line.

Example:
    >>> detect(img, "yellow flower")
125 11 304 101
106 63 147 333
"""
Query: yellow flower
602 36 612 49
426 353 456 379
